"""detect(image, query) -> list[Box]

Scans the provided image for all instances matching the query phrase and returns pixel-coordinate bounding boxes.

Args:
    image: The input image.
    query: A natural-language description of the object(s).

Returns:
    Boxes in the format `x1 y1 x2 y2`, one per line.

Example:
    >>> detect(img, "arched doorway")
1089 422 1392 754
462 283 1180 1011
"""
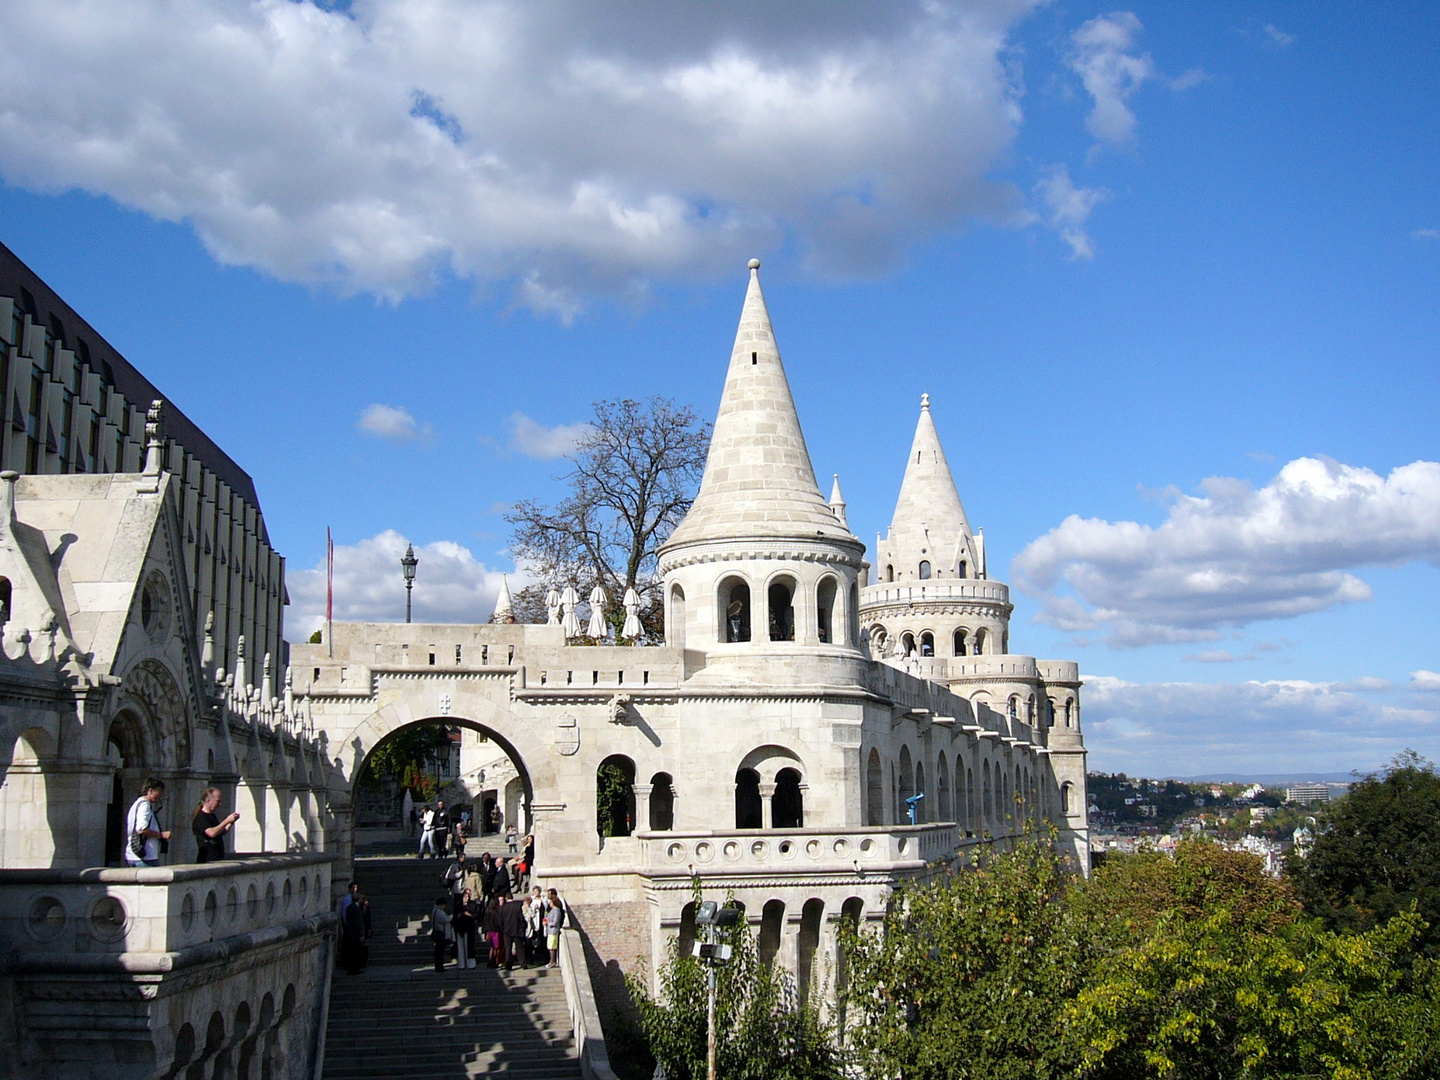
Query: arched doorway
351 717 537 852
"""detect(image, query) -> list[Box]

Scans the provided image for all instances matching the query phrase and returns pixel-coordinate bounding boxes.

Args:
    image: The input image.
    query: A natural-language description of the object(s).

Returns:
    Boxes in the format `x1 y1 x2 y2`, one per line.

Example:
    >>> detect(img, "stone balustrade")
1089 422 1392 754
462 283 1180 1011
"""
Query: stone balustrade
860 580 1010 607
0 853 335 963
634 823 963 874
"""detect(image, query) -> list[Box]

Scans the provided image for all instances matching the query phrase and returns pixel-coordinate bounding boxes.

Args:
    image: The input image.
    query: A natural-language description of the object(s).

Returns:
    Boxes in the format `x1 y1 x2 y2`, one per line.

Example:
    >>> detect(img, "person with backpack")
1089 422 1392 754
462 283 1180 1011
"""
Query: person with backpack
544 888 566 968
430 896 453 972
124 778 171 867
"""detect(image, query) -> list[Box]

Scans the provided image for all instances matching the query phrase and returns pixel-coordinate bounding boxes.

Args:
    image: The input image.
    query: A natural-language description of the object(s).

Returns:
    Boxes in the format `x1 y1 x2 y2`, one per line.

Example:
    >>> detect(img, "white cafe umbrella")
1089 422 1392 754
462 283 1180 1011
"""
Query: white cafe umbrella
587 585 609 638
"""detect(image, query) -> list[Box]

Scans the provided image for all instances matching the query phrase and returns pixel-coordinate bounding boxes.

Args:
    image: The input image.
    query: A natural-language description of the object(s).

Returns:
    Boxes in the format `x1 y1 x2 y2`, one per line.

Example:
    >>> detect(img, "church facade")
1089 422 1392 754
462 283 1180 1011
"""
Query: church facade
0 255 1087 1077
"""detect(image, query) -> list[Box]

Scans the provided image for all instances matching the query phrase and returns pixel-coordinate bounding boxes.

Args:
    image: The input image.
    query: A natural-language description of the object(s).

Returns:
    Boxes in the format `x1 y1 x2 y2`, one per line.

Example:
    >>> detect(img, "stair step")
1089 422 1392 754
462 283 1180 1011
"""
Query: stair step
324 857 581 1080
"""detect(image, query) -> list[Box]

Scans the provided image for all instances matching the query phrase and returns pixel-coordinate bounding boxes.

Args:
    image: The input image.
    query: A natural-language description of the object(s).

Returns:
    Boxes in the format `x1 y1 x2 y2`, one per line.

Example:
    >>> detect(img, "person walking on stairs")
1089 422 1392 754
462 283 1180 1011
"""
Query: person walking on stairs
500 891 527 969
418 805 436 858
430 896 452 972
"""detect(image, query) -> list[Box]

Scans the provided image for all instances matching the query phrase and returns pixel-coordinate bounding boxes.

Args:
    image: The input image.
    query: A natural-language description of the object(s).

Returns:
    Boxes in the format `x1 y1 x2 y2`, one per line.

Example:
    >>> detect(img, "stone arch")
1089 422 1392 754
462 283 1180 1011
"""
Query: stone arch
815 574 839 645
965 766 975 831
953 628 968 656
900 631 916 656
982 761 992 829
734 768 762 829
974 628 988 656
918 559 931 580
597 754 637 838
648 771 674 831
773 767 803 828
1 727 59 867
913 761 927 823
869 625 888 656
919 630 934 657
865 749 883 826
935 752 950 822
758 899 785 968
668 584 686 649
1061 781 1073 815
796 898 824 1005
898 746 914 817
717 574 751 643
765 572 797 642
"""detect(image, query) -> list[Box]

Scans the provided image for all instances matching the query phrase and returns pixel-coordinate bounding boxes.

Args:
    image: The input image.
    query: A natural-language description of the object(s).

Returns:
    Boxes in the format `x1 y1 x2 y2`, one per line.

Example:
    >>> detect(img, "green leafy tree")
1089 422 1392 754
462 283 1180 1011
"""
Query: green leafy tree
839 841 1085 1080
628 891 842 1080
360 724 451 792
1071 908 1440 1079
1289 750 1440 954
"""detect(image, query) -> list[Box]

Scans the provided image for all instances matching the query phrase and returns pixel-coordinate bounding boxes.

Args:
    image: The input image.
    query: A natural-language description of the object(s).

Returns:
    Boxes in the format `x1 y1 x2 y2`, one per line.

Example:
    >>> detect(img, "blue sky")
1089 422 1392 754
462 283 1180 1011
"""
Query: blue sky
1 1 1436 776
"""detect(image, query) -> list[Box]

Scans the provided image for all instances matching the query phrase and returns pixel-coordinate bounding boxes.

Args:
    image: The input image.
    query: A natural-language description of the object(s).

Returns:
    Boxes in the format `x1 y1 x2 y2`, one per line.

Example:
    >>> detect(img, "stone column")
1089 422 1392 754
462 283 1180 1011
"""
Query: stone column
759 782 776 830
632 784 653 832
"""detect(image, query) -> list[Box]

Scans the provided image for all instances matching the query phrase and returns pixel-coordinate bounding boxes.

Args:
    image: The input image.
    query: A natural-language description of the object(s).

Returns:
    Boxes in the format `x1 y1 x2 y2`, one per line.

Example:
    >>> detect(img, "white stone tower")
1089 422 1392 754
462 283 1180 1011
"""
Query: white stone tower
863 395 1012 660
659 259 867 680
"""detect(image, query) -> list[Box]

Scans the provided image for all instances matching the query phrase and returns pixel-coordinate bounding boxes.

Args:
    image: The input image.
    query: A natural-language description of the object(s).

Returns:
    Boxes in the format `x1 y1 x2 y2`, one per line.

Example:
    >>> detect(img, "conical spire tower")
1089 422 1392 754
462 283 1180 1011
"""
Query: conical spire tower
491 574 515 624
877 395 978 581
663 260 856 552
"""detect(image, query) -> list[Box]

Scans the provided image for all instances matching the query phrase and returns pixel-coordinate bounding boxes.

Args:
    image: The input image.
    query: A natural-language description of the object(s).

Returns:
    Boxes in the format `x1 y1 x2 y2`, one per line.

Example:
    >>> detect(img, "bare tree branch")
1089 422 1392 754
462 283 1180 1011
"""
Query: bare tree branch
505 397 711 641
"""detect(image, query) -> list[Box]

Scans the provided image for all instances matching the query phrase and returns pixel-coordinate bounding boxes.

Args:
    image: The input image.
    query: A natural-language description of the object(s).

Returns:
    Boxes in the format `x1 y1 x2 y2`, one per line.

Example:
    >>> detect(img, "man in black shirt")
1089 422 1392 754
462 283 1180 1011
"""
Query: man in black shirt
191 787 240 863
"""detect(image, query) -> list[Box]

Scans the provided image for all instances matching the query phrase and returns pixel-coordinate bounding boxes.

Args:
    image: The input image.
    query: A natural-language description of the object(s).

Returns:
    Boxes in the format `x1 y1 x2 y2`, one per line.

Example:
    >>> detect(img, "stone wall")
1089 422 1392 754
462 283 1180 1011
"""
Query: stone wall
571 899 651 1070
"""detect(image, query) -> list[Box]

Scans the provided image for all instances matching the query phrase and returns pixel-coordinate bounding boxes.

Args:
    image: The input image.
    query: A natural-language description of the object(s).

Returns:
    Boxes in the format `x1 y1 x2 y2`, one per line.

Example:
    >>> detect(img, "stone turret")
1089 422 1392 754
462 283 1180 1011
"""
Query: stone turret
859 396 1012 660
659 260 865 667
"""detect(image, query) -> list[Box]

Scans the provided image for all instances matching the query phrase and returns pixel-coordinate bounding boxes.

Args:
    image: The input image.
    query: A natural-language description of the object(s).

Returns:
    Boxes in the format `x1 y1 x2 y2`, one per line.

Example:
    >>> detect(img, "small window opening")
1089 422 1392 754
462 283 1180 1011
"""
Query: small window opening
643 670 650 685
455 644 463 665
566 670 573 685
959 560 967 578
481 645 489 663
920 631 934 657
885 564 894 582
540 671 548 685
592 670 599 686
919 560 931 580
507 645 515 664
722 579 751 643
751 351 758 365
617 670 624 685
428 652 436 666
313 667 320 682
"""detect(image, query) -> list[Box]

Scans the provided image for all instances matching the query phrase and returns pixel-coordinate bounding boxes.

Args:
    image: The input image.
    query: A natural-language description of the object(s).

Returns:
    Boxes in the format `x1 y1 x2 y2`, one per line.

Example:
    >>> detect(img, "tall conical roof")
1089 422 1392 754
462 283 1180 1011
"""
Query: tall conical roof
664 261 856 550
491 574 515 623
877 394 975 581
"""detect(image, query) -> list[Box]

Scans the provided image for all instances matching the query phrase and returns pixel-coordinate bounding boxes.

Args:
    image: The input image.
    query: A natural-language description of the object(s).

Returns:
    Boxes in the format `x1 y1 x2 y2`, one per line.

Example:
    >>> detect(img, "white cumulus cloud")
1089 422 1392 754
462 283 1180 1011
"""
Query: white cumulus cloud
1014 456 1440 647
1083 675 1440 776
508 413 592 460
1034 164 1108 259
286 529 511 639
1412 670 1440 692
0 0 1044 313
1067 11 1155 148
357 403 431 442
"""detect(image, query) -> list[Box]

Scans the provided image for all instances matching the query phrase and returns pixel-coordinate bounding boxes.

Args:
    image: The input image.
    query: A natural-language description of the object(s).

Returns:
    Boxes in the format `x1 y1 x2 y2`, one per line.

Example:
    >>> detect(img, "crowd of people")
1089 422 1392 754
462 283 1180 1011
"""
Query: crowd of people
413 800 532 871
427 844 562 973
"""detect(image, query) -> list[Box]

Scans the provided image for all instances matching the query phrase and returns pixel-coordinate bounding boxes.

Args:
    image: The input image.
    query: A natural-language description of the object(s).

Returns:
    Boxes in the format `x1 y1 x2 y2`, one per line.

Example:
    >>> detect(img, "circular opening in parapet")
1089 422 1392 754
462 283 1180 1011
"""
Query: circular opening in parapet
26 895 66 942
265 880 277 917
225 886 240 925
859 838 876 856
299 876 309 909
314 875 324 906
180 890 196 933
90 896 127 941
282 877 293 911
665 842 684 861
778 840 794 858
246 883 259 921
204 889 218 928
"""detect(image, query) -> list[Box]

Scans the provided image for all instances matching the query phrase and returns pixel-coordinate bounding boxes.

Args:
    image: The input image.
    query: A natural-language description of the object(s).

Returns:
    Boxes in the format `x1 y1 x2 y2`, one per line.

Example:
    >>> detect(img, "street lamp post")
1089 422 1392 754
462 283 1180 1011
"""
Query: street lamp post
401 544 418 623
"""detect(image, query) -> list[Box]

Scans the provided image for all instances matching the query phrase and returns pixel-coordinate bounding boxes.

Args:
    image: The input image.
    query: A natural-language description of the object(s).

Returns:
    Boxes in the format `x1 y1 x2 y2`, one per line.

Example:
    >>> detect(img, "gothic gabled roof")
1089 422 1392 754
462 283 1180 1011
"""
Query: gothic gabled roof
663 261 857 551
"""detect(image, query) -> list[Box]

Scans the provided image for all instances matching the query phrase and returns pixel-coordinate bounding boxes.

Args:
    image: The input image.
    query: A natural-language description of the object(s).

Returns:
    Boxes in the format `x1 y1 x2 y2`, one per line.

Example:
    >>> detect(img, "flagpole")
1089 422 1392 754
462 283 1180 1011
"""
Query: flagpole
326 527 334 658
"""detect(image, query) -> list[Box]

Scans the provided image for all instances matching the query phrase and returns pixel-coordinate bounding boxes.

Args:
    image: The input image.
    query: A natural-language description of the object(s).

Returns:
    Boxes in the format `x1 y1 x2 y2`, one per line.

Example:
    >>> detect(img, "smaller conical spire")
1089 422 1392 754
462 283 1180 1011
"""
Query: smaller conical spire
492 575 515 624
828 474 848 529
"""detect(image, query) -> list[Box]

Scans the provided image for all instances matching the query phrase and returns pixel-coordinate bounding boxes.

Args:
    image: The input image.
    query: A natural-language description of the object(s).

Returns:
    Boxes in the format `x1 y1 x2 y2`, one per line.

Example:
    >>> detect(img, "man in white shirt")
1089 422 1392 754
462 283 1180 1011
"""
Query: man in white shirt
418 805 437 858
124 778 171 867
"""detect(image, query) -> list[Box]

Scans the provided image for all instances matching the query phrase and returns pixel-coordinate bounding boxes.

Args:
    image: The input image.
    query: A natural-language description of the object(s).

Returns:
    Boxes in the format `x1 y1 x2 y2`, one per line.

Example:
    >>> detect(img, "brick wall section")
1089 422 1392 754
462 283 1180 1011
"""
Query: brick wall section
569 900 652 1073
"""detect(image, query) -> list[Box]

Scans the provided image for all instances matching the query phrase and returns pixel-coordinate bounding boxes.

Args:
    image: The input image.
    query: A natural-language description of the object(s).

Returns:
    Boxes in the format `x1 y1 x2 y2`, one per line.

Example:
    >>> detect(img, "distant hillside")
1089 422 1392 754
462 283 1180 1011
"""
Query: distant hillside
1168 773 1359 785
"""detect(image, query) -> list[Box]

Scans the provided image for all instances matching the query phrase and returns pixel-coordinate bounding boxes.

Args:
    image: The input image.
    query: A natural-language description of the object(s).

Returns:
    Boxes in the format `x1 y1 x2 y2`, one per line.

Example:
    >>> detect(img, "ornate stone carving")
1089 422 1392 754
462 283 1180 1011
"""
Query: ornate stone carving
121 658 192 768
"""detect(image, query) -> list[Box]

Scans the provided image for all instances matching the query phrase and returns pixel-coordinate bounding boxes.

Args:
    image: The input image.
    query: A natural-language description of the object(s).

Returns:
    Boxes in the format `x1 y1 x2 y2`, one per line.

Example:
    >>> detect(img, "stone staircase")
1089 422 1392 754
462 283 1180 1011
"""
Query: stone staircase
323 855 581 1080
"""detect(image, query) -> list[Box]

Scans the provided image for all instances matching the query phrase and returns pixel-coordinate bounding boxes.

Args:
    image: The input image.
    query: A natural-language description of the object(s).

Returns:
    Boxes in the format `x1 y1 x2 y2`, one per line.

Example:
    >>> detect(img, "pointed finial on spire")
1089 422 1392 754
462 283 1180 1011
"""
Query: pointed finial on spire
921 392 930 410
748 257 761 270
142 400 165 477
829 474 848 529
492 574 515 624
201 611 214 671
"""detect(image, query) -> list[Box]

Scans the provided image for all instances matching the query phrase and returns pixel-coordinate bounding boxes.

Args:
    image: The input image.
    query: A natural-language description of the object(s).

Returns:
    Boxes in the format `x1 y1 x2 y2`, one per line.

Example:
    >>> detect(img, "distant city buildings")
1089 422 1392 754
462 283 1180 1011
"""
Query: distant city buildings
1285 783 1331 805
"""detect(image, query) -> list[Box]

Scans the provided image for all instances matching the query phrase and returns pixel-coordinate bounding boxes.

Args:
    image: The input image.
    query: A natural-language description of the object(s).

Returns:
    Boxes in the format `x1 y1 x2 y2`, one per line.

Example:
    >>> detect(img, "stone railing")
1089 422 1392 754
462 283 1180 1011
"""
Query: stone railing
860 580 1010 607
557 926 618 1080
634 823 962 874
0 853 336 964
